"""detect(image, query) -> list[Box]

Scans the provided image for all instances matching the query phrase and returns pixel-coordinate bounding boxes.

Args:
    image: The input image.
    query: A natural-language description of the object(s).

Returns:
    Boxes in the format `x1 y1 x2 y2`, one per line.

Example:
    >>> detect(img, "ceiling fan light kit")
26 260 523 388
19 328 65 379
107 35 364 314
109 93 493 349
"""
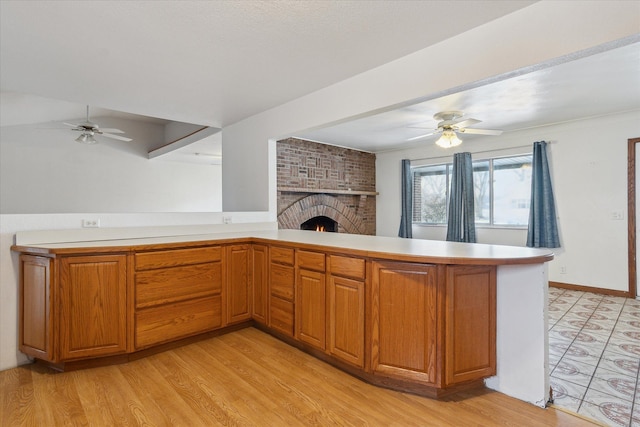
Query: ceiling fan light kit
435 129 462 148
409 110 503 148
65 105 132 144
75 133 98 144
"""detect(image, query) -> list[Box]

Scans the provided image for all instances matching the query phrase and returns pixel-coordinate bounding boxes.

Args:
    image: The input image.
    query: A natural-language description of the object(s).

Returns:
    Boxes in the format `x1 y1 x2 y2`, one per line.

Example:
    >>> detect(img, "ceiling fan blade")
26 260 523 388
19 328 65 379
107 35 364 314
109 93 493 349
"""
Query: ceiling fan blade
451 118 481 128
407 131 439 141
458 128 503 136
63 122 81 127
101 133 133 142
99 128 125 134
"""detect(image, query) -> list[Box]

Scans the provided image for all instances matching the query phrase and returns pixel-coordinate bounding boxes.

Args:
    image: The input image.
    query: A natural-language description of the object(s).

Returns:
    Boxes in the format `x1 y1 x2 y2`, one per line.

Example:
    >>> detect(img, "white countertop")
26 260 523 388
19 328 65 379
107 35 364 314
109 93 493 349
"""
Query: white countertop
13 229 554 265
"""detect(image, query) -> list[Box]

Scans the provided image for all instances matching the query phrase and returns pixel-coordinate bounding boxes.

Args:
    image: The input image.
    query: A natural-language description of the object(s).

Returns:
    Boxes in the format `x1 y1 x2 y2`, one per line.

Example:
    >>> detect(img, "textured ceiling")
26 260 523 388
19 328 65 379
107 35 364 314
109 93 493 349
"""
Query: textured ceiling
1 1 638 158
0 1 535 127
294 41 640 152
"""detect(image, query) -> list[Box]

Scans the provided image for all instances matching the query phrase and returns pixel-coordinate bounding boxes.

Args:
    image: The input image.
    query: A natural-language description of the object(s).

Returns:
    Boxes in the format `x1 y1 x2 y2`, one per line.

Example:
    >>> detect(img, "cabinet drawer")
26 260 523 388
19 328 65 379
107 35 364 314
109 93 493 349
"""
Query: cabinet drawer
135 262 222 309
135 246 221 271
329 255 365 280
135 296 222 349
270 246 294 265
297 250 325 272
270 296 294 337
270 263 294 301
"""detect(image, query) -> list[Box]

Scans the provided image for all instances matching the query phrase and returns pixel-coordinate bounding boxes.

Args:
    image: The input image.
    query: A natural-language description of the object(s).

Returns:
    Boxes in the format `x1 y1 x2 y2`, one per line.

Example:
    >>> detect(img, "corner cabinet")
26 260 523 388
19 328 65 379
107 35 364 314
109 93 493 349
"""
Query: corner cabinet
19 255 54 361
19 253 128 364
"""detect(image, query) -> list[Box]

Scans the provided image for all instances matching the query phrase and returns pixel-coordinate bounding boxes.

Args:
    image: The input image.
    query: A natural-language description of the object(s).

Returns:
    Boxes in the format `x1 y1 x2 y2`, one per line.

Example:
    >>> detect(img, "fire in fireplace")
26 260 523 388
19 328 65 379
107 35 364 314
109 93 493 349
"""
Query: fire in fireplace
300 216 337 232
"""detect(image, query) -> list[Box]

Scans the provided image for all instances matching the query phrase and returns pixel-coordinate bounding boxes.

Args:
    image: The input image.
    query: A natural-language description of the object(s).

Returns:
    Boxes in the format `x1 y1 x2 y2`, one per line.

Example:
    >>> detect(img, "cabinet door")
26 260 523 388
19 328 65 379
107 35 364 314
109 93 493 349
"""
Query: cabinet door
59 255 127 360
328 275 364 368
370 261 437 385
445 265 496 385
296 268 326 350
251 244 268 325
19 255 54 361
226 244 252 324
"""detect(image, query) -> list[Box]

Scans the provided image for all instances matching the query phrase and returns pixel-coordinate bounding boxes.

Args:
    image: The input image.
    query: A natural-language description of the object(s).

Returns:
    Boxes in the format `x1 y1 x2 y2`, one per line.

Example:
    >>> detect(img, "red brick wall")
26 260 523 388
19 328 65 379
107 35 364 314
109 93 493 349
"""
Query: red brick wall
277 138 376 235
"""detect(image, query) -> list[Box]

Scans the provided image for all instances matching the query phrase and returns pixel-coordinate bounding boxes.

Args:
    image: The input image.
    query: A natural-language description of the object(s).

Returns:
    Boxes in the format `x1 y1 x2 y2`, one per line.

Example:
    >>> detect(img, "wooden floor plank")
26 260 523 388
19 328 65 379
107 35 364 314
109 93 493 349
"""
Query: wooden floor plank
0 327 598 426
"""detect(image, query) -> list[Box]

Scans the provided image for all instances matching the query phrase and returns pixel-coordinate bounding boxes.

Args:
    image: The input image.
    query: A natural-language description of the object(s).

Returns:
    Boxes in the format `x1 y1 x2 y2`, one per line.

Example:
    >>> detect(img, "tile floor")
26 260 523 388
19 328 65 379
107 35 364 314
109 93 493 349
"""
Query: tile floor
548 288 640 426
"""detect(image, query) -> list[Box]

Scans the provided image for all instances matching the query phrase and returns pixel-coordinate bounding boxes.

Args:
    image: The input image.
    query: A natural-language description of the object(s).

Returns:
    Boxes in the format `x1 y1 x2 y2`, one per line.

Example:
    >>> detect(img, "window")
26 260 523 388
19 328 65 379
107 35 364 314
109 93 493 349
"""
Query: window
412 154 532 227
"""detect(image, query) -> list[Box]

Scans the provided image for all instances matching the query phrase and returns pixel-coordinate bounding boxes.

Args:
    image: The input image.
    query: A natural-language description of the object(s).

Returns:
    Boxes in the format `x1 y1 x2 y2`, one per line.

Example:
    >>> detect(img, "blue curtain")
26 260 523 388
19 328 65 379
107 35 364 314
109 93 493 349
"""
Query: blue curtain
527 141 560 248
398 159 413 238
446 152 476 243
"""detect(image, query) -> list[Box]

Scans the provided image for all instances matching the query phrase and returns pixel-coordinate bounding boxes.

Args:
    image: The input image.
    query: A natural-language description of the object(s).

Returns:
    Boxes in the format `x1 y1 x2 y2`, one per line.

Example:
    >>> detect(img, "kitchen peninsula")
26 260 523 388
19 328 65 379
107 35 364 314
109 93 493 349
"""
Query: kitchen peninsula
12 228 553 407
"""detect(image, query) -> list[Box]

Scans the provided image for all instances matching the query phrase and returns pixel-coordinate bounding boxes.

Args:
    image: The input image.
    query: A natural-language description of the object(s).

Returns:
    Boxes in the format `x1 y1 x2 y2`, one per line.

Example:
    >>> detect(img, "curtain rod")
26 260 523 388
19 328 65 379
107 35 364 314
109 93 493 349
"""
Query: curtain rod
410 141 556 163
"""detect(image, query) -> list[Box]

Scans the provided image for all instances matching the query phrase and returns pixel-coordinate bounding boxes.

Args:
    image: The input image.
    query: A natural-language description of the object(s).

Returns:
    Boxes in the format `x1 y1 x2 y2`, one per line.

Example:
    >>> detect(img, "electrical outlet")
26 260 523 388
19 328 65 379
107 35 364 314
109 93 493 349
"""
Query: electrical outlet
611 211 624 220
82 219 100 228
223 216 232 224
560 266 567 274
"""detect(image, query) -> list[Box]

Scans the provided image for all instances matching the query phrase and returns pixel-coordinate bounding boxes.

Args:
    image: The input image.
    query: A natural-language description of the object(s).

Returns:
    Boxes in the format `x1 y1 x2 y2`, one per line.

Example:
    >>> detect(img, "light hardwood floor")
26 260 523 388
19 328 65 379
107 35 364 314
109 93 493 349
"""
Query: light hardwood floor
1 327 597 426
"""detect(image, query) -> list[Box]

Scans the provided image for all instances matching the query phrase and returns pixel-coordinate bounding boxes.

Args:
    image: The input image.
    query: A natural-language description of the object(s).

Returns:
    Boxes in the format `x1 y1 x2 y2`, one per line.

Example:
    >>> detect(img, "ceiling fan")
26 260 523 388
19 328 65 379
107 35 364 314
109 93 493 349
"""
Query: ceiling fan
64 105 132 144
408 111 502 148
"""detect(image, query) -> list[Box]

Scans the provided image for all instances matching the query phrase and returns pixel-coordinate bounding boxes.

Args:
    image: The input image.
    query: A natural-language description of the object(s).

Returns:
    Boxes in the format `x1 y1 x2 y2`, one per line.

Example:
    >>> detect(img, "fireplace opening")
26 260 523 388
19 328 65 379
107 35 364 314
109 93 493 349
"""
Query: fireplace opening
300 216 337 232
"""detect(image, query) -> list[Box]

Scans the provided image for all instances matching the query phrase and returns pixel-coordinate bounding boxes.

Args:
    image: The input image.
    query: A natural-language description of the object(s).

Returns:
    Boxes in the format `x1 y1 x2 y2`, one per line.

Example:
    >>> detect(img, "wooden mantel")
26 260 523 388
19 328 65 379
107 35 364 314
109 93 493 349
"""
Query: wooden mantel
278 187 379 196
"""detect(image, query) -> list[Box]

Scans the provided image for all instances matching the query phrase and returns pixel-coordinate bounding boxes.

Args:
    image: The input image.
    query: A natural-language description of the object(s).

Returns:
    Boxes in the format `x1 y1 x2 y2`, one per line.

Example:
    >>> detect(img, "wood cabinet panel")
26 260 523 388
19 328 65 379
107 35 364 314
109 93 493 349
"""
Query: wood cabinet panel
135 296 222 349
60 255 127 360
251 244 268 324
270 246 294 266
371 261 437 385
135 262 221 308
270 263 295 301
329 255 365 280
296 250 325 272
270 296 294 337
328 275 364 368
20 255 53 360
296 268 326 349
445 266 496 385
135 246 221 271
226 245 252 324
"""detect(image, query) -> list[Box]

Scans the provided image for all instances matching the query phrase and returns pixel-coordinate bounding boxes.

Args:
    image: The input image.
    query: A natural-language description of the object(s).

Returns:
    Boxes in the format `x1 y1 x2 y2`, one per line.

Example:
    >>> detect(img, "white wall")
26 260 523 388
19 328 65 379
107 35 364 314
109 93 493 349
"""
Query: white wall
376 111 640 292
0 117 222 213
222 1 640 214
0 112 227 370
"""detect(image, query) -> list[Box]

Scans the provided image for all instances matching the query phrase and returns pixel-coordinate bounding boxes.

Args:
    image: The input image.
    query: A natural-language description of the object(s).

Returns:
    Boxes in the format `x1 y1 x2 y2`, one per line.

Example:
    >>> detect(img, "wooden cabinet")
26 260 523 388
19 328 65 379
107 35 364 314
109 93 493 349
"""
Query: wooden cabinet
251 244 268 325
226 244 252 325
14 236 500 397
295 250 326 350
445 265 496 385
134 247 222 349
269 246 295 336
59 255 128 360
327 255 365 368
370 261 438 385
19 254 128 363
19 255 54 361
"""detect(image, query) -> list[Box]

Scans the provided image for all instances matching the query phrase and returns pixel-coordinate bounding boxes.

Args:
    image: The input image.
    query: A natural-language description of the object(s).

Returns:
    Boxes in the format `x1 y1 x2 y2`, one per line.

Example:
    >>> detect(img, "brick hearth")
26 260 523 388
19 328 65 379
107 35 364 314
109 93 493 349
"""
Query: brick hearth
277 138 376 235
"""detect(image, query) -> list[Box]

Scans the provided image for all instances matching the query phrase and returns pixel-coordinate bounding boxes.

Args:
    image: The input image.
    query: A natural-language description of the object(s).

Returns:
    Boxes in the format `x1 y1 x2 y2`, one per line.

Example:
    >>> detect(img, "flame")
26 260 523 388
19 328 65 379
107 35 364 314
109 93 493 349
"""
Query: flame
315 225 325 232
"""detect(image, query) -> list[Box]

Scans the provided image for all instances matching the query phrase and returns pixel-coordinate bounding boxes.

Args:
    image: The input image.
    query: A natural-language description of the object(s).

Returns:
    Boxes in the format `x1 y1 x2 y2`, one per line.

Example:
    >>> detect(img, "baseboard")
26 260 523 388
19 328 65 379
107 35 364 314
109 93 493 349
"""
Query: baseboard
549 281 632 298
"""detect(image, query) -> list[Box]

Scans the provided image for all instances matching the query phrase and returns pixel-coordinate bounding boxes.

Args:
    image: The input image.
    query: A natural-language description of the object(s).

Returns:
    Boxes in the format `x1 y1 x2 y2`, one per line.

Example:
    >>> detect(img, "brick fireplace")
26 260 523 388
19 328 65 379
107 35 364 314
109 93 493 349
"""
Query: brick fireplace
277 138 376 235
